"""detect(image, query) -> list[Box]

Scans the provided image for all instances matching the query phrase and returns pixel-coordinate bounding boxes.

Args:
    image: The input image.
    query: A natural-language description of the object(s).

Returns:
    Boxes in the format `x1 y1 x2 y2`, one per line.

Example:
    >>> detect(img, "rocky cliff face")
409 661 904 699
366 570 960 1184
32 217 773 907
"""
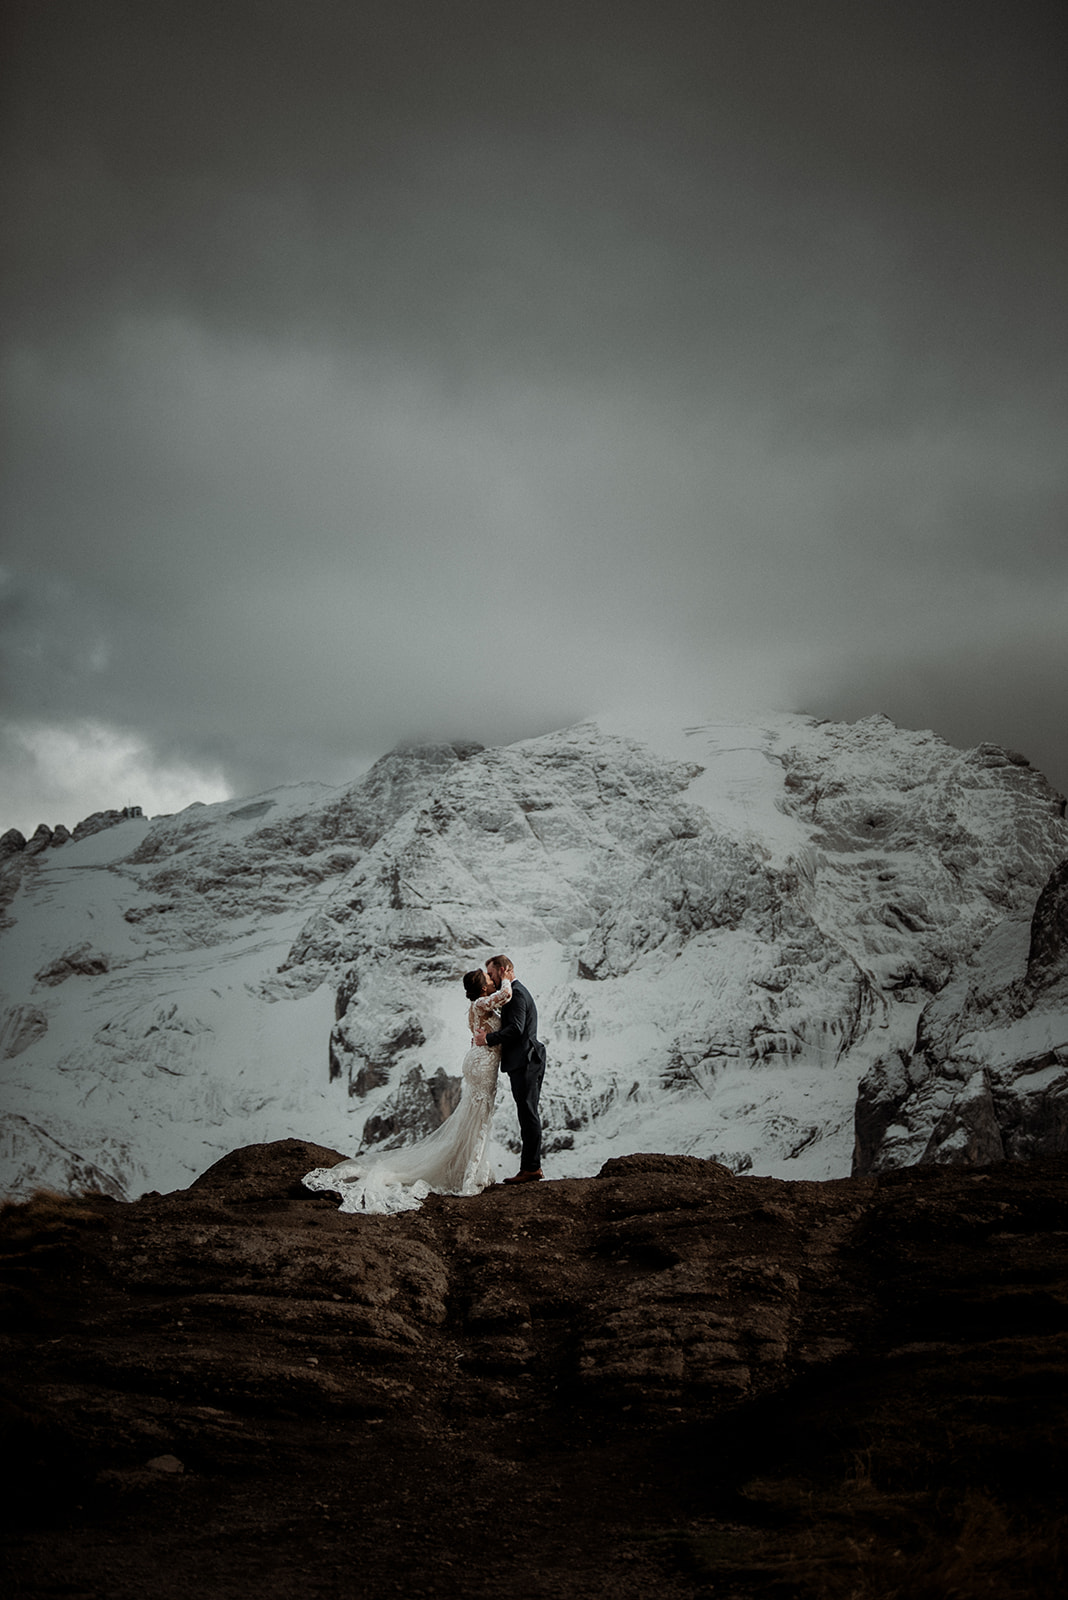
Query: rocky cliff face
2 1144 1066 1599
266 716 1068 1180
1 713 1066 1200
855 854 1068 1173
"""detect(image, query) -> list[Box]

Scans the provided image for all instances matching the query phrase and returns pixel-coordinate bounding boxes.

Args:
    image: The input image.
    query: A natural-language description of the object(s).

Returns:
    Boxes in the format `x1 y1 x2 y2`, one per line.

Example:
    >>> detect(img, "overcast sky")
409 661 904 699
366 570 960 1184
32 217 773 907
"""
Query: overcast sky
2 0 1065 835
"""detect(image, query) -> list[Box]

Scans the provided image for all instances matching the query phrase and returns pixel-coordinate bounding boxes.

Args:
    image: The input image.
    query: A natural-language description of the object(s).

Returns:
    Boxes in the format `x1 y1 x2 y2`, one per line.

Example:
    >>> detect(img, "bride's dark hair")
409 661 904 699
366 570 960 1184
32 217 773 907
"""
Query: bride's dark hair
462 969 488 1001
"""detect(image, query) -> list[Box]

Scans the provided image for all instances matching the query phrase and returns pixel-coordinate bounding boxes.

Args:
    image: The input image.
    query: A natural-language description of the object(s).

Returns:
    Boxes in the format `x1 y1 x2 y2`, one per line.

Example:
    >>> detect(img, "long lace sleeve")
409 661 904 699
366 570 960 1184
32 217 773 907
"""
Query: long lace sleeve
474 979 511 1015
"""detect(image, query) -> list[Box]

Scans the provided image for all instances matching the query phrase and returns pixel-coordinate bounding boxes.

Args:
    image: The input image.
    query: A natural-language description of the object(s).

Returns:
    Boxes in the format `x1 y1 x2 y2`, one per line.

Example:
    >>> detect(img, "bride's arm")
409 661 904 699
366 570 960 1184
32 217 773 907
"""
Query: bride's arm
474 978 511 1015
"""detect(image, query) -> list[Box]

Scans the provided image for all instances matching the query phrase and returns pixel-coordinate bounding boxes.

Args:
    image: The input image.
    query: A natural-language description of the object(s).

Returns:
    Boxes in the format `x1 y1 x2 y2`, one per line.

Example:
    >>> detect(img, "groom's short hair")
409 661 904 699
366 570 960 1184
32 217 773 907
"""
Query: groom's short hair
489 954 514 977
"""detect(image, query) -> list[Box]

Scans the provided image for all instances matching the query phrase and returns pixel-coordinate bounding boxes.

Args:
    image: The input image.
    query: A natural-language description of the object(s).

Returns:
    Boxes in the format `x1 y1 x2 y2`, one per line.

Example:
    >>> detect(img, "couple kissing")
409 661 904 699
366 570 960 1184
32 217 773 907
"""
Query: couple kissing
303 955 547 1214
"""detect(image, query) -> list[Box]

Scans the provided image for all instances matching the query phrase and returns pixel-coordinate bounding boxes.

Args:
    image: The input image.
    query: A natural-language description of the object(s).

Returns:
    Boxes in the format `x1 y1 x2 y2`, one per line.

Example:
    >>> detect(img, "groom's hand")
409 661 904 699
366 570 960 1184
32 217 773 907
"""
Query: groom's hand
474 1029 487 1046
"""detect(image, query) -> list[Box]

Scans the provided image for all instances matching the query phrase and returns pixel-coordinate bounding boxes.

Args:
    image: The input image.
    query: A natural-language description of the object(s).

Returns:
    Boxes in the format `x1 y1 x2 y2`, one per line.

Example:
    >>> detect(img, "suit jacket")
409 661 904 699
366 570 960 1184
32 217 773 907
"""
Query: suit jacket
485 979 542 1077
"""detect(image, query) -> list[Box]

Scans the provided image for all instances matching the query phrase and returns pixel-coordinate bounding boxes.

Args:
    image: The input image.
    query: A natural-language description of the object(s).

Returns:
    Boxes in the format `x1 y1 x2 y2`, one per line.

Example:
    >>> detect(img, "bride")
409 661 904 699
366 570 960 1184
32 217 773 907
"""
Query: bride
302 969 511 1214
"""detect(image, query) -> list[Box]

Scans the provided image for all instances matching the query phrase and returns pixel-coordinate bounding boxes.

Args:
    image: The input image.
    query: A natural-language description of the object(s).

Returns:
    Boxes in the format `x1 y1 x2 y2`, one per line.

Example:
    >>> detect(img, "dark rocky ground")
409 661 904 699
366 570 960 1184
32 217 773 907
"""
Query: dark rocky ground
1 1141 1067 1599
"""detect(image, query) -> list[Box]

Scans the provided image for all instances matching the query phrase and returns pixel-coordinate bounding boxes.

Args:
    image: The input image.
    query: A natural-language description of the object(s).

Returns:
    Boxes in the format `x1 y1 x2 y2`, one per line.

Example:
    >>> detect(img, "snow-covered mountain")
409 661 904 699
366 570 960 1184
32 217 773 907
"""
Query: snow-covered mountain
1 713 1066 1200
855 855 1068 1172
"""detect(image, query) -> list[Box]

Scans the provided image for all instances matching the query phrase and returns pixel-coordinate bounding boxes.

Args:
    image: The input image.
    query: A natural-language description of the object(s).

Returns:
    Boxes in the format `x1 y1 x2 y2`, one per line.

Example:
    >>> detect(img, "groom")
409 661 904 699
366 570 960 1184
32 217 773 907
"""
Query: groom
475 955 546 1184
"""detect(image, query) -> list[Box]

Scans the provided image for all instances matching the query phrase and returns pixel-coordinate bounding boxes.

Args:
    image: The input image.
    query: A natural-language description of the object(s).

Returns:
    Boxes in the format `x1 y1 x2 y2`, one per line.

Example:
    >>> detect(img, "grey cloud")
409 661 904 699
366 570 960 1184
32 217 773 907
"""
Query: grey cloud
0 572 113 712
1 0 1065 821
806 622 1068 793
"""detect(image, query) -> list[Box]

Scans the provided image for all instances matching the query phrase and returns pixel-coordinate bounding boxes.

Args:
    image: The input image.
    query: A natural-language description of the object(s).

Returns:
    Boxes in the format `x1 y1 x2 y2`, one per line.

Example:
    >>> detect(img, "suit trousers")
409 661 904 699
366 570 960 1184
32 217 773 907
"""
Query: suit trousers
507 1056 545 1171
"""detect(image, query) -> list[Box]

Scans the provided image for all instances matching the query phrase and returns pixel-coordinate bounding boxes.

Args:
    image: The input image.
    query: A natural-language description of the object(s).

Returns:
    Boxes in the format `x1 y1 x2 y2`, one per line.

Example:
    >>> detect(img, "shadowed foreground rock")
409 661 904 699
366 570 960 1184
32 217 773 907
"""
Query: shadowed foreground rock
2 1142 1067 1599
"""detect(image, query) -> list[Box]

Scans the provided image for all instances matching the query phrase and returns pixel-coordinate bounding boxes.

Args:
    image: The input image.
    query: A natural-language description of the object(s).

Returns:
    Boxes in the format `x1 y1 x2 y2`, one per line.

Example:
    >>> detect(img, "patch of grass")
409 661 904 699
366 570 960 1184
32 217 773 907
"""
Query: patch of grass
0 1187 110 1246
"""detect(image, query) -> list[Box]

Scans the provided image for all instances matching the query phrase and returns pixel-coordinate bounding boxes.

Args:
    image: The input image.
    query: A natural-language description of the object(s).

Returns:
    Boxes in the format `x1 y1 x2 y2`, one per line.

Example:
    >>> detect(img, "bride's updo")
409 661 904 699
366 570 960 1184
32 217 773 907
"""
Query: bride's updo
463 969 489 1001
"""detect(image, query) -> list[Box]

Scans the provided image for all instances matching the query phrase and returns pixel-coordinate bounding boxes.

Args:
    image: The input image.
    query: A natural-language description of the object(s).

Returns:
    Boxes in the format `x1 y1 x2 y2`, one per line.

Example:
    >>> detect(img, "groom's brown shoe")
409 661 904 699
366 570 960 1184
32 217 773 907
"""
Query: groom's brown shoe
502 1169 543 1184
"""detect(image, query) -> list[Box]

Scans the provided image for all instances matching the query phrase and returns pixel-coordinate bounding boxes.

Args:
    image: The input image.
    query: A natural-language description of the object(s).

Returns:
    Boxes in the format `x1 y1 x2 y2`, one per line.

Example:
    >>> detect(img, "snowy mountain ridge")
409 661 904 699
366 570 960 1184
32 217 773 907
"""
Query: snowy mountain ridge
1 711 1066 1200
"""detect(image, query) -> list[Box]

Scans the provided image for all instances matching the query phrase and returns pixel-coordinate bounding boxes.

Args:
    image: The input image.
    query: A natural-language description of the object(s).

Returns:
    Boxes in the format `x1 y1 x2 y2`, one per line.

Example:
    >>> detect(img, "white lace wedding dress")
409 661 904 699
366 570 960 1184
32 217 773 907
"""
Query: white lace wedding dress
302 981 510 1214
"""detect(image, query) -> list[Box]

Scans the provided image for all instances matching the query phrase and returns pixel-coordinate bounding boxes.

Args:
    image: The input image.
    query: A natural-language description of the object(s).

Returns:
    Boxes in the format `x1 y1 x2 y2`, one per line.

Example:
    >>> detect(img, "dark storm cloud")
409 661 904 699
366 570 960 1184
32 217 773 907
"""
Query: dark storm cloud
8 0 1063 380
1 0 1066 830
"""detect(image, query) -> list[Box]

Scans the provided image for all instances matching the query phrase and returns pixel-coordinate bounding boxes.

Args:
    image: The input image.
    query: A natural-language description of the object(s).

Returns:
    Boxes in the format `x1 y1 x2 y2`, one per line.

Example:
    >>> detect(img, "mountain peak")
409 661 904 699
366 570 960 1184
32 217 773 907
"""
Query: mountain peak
1 711 1067 1200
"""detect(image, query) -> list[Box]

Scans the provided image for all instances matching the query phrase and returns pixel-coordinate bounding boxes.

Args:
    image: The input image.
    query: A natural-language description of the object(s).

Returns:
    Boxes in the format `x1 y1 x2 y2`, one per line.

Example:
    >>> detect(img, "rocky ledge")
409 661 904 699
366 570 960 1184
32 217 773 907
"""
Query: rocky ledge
2 1143 1067 1599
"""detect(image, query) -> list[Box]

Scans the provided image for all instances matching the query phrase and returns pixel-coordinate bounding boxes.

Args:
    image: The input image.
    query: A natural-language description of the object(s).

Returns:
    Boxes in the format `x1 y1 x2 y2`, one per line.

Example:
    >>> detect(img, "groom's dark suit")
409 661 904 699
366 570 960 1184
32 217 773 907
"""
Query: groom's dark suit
485 978 546 1172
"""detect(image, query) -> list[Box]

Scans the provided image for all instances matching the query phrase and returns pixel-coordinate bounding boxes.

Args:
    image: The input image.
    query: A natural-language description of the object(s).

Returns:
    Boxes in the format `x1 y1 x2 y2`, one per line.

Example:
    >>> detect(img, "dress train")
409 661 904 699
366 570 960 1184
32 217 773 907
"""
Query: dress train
302 983 507 1215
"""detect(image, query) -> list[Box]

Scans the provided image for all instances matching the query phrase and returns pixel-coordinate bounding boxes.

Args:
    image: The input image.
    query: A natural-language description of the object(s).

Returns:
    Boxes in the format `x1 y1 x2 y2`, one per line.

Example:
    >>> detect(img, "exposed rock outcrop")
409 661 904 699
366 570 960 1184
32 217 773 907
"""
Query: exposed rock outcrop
0 808 146 932
855 855 1068 1173
359 1063 462 1145
1 1142 1066 1599
0 1112 128 1200
0 1006 48 1059
33 943 111 987
0 808 143 860
70 805 144 841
